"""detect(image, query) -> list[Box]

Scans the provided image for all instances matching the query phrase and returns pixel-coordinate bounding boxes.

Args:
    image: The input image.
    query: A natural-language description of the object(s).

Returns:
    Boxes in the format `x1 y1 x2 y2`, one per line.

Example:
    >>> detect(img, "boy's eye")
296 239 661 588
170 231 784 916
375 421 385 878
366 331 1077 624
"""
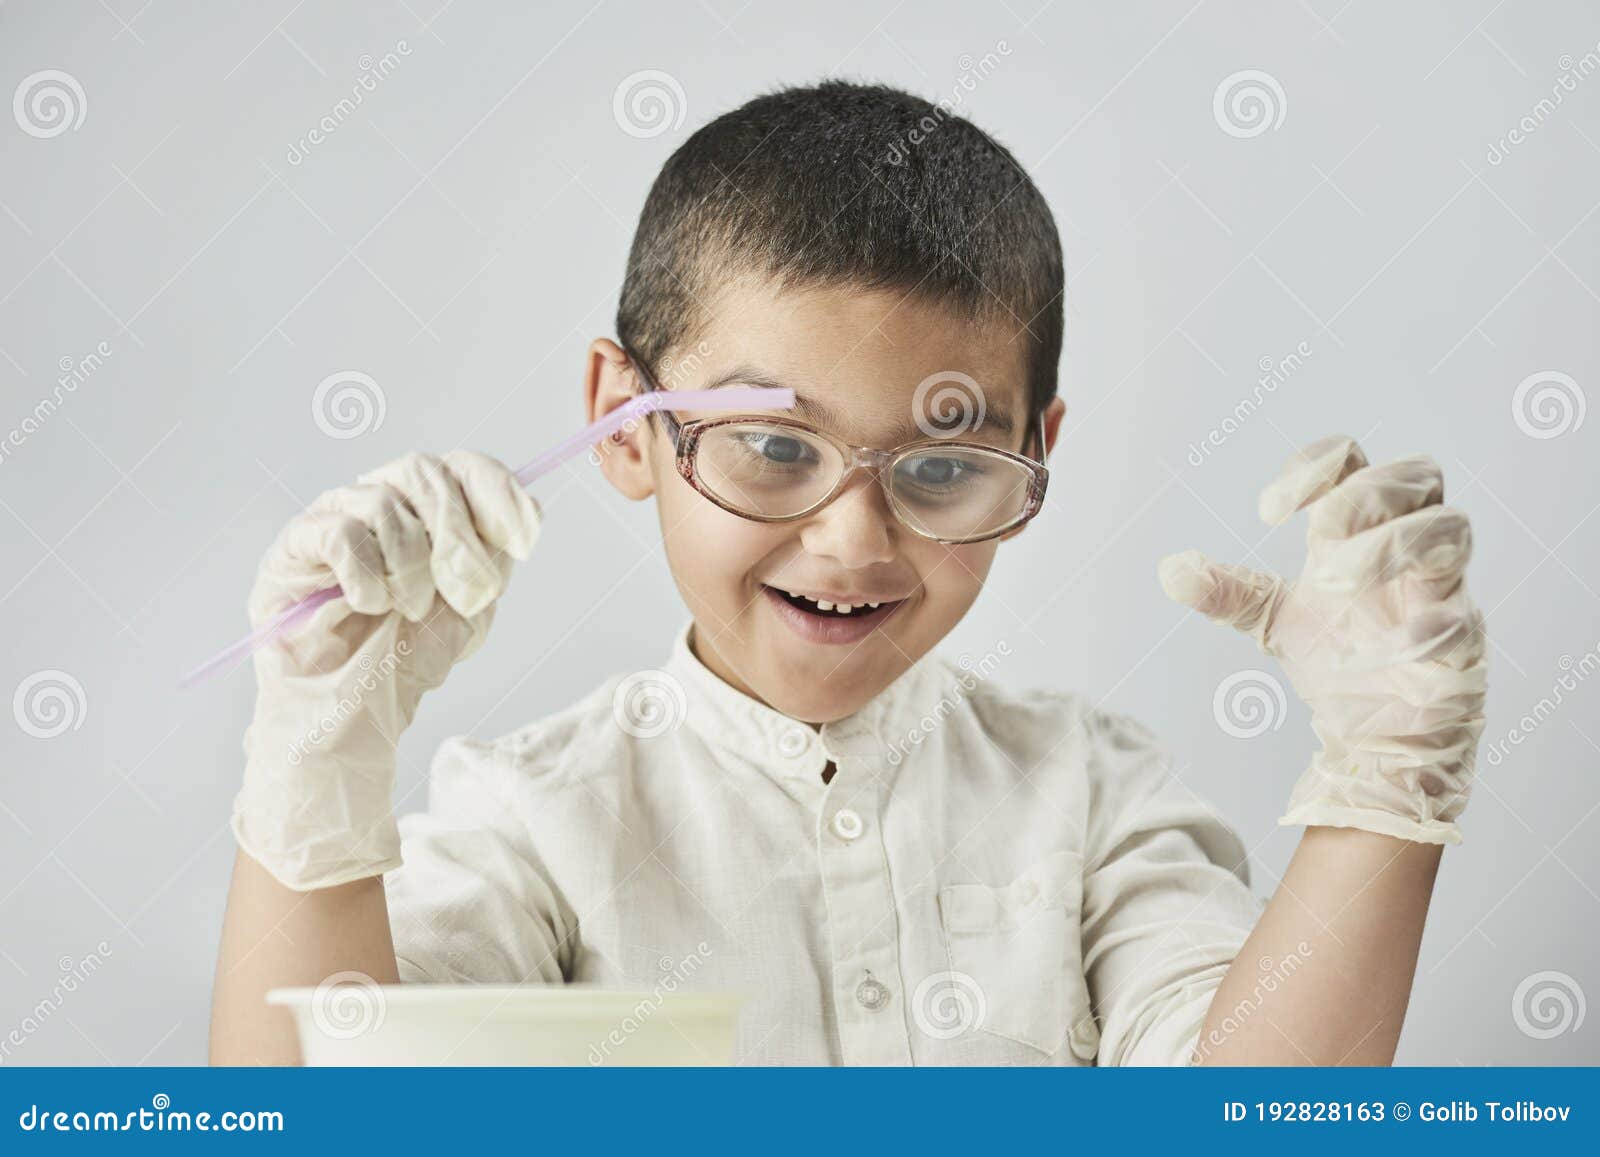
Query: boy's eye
734 431 816 466
897 454 976 489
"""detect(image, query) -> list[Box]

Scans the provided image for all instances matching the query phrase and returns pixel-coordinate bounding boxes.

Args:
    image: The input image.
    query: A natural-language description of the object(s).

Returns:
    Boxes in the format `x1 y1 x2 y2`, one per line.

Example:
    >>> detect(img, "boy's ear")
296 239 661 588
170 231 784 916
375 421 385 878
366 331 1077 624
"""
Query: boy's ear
1040 395 1066 458
585 337 656 500
997 395 1066 543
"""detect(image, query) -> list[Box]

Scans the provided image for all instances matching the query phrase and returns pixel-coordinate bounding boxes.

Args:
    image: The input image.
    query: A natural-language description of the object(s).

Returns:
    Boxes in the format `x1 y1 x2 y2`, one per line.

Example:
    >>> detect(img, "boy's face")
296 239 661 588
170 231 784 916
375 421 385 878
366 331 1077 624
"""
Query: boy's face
589 277 1063 723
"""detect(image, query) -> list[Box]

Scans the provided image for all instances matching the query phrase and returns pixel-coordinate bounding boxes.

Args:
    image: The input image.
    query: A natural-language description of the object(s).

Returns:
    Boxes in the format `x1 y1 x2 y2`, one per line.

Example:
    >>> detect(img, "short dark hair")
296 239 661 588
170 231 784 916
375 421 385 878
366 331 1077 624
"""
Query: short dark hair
615 79 1064 421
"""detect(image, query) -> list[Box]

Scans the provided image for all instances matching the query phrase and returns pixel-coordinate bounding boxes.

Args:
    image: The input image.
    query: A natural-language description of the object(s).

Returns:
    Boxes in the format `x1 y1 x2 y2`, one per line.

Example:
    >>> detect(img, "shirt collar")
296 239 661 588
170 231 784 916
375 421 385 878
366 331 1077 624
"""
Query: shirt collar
660 619 952 778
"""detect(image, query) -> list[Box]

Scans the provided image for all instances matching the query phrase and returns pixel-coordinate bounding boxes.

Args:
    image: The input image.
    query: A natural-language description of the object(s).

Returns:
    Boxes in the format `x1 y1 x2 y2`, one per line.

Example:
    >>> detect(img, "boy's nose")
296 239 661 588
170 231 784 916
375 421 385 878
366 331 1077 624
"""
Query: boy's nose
797 475 896 568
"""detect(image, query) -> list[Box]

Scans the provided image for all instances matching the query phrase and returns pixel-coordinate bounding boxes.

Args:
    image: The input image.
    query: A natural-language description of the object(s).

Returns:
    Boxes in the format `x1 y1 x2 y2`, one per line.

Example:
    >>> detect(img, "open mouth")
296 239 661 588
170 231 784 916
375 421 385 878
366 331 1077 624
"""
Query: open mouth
768 588 891 617
759 584 906 644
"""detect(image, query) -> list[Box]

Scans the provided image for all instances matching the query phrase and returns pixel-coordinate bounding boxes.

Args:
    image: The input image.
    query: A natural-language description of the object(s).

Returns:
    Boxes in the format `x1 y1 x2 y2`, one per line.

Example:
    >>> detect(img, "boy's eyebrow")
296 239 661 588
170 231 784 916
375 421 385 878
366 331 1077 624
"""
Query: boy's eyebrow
699 365 1018 441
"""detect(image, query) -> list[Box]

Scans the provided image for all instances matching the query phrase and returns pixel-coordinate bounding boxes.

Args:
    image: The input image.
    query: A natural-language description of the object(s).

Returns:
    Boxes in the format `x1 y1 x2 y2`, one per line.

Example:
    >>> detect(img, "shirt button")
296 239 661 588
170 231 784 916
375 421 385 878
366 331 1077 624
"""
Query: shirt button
778 728 809 758
1016 878 1039 906
1069 1016 1099 1061
830 808 864 842
855 976 891 1012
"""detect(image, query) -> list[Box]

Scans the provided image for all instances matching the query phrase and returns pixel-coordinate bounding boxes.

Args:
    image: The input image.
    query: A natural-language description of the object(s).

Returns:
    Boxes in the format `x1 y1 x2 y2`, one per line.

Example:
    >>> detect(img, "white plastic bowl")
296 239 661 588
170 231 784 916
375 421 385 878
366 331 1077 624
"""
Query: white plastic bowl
267 983 746 1066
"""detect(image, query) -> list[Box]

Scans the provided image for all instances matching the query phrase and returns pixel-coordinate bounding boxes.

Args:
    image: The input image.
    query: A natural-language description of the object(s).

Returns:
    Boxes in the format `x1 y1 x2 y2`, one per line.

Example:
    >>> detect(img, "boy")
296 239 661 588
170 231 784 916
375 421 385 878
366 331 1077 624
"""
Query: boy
211 81 1486 1065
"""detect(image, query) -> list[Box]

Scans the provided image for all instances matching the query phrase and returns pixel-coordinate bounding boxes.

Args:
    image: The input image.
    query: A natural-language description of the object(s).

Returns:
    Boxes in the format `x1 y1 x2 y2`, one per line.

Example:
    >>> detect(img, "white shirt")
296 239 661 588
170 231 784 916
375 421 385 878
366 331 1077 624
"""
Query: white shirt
386 623 1261 1065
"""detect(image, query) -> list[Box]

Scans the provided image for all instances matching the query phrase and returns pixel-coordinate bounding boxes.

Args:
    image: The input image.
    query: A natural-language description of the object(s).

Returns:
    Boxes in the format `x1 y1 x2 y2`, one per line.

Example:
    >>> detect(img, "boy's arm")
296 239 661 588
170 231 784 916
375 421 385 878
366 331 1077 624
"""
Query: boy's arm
1158 435 1486 1065
1193 827 1441 1065
210 452 541 1063
210 851 398 1065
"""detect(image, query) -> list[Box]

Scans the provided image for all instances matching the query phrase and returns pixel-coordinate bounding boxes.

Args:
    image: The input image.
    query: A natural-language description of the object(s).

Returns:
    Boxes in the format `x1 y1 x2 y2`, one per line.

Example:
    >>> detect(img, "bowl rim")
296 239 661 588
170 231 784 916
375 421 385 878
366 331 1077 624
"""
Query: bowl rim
266 983 750 1016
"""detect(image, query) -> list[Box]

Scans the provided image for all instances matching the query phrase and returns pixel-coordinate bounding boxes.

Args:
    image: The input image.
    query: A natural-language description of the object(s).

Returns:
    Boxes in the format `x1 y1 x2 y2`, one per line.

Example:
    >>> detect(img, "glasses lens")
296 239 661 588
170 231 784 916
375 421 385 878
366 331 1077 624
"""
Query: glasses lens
888 447 1036 541
693 422 845 518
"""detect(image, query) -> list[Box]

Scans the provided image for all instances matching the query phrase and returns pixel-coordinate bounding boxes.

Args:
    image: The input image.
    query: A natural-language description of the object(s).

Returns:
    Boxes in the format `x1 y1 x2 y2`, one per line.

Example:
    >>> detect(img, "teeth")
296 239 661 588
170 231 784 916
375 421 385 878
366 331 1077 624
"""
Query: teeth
774 587 892 615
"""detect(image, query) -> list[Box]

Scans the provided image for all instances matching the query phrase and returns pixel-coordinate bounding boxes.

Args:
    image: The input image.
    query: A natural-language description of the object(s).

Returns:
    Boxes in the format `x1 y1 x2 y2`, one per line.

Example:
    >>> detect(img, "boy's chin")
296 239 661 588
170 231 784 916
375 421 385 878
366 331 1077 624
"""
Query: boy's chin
759 685 870 725
746 655 911 724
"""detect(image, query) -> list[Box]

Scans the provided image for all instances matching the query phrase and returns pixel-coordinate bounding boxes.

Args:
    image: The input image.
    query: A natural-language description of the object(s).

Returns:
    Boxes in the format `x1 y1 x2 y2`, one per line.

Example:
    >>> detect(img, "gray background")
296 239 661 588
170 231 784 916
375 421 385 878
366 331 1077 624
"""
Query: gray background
2 0 1596 1065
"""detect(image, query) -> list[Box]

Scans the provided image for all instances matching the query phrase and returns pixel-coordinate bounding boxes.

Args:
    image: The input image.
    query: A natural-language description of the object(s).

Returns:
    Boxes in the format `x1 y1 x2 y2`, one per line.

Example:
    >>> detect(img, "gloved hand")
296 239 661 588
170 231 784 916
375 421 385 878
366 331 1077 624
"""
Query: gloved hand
1159 435 1487 845
233 451 541 890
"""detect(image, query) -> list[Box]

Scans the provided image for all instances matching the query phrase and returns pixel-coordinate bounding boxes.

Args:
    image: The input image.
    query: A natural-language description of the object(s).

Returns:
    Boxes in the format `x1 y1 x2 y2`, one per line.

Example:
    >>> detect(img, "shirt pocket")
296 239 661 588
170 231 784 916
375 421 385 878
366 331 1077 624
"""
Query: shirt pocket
936 849 1100 1060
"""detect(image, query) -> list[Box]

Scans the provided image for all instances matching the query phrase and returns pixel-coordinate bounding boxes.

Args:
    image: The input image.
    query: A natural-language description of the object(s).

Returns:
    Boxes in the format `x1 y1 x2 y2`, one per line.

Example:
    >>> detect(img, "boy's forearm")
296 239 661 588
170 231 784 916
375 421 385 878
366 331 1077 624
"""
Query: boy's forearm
209 849 399 1066
1193 826 1443 1065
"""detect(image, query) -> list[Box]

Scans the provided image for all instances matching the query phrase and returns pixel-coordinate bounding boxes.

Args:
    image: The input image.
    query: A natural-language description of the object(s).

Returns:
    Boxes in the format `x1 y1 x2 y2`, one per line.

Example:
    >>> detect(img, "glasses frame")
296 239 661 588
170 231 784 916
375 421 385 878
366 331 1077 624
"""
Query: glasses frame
623 345 1050 546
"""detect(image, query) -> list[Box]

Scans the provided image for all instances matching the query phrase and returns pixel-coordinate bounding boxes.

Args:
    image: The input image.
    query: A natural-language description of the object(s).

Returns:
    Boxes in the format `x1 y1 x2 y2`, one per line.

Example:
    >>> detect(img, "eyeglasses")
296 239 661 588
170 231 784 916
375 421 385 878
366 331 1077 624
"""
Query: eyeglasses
624 348 1050 545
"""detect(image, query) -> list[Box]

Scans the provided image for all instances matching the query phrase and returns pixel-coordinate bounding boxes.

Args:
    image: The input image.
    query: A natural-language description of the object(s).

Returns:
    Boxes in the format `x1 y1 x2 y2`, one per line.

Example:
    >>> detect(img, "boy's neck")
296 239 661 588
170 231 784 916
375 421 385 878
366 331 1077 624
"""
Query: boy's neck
686 619 827 732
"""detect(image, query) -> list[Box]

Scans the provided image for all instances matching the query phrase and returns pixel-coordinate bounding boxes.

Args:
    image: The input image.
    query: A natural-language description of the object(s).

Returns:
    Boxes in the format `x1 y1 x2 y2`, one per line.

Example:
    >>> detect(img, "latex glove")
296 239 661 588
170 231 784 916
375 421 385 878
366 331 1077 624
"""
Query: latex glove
233 450 541 890
1159 435 1487 845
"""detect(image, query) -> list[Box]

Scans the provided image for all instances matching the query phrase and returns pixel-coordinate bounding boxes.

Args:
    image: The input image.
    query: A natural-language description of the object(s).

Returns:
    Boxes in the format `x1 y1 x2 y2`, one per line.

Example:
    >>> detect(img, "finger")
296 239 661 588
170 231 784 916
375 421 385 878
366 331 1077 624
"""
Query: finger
1303 505 1472 592
312 483 436 622
442 450 542 561
249 518 342 625
1159 549 1287 650
1433 598 1486 672
269 510 393 617
1258 435 1369 526
449 557 512 669
1307 455 1443 541
360 453 504 617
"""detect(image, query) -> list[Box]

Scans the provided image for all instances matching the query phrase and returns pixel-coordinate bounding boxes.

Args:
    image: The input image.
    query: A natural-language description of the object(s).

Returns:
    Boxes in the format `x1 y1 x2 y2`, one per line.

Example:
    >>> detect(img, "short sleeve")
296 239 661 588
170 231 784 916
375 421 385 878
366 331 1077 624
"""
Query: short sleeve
1078 711 1261 1065
385 736 574 985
